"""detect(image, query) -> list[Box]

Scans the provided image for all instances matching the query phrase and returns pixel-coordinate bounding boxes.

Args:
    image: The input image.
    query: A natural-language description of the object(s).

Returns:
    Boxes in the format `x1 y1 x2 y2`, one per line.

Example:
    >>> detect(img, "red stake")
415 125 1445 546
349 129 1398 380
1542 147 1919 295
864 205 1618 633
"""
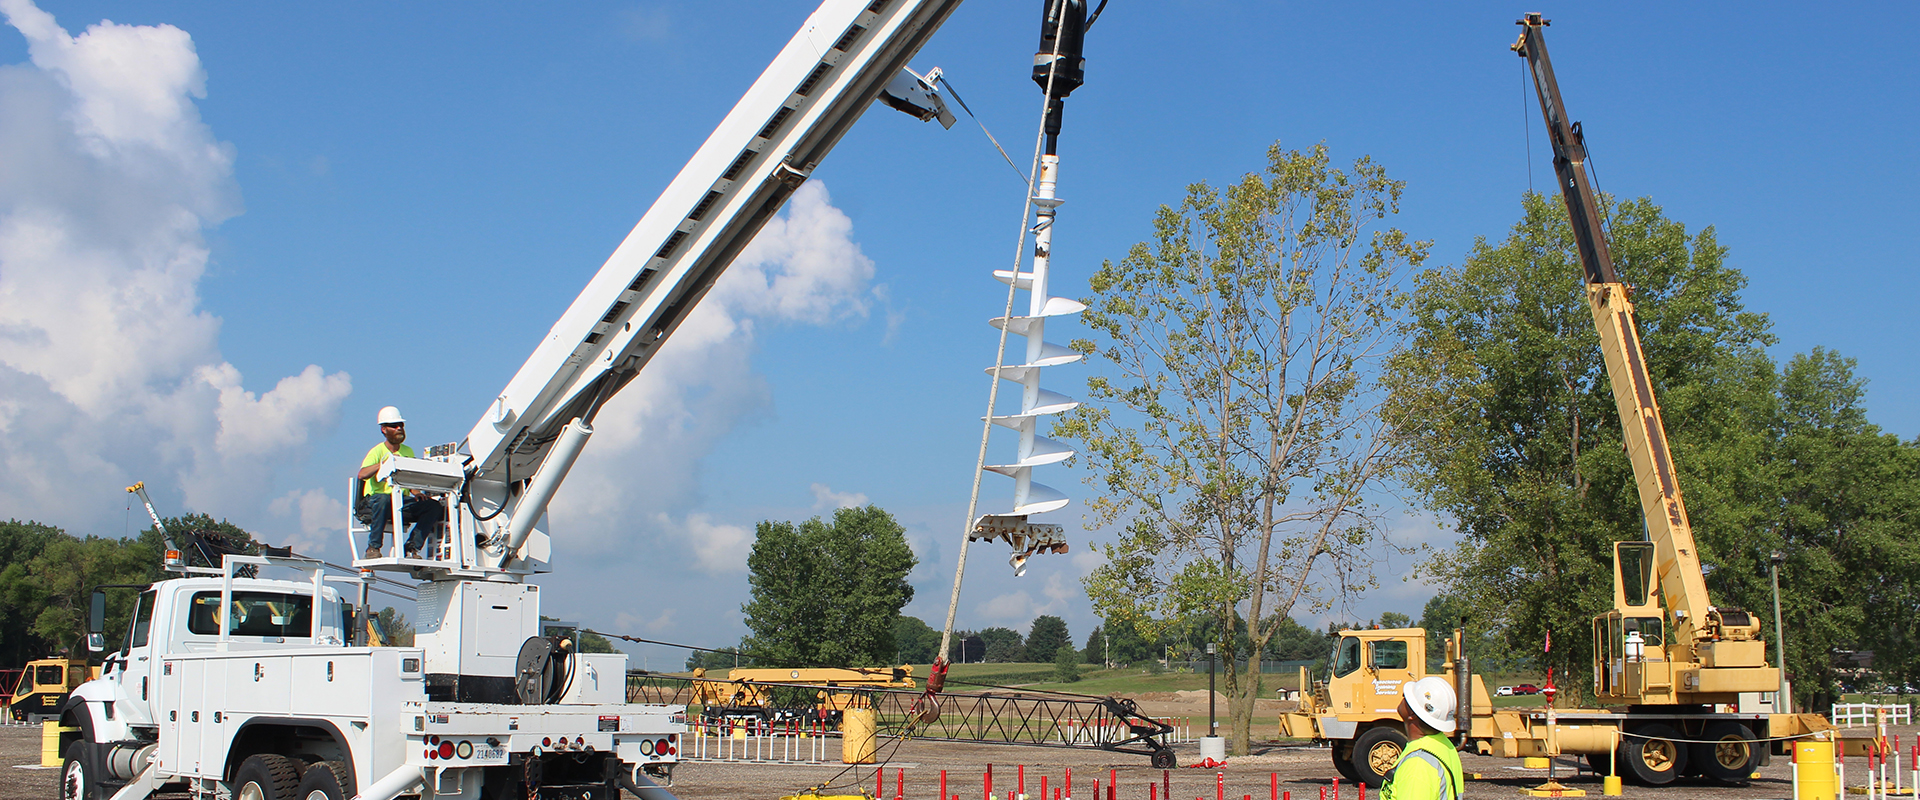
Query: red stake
1163 769 1171 800
1151 782 1157 800
1110 770 1117 800
897 768 904 800
1043 776 1049 800
942 770 949 800
1067 767 1073 799
1271 773 1278 800
1217 772 1225 800
988 765 995 800
876 770 884 799
1020 766 1026 798
1331 778 1340 800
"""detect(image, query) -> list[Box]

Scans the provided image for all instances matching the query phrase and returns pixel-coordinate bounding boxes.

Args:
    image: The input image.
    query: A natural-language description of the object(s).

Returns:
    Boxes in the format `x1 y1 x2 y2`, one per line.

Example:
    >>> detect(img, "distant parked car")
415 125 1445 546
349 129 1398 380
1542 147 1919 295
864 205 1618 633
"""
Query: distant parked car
1496 686 1515 697
1515 683 1541 695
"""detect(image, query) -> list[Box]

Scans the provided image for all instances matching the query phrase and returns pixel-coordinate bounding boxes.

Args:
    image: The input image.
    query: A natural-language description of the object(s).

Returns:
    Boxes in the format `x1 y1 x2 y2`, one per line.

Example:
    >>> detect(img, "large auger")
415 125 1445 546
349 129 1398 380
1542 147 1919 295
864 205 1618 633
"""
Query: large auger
972 0 1088 580
921 0 1095 724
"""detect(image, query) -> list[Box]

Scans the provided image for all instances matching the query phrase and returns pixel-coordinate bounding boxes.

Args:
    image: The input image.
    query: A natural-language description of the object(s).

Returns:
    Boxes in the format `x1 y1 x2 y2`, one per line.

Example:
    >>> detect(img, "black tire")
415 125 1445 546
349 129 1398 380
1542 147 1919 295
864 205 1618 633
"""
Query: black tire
1696 721 1758 784
1351 726 1409 788
294 760 350 800
60 741 99 800
1151 748 1178 769
234 754 302 800
1620 723 1687 786
1332 742 1360 782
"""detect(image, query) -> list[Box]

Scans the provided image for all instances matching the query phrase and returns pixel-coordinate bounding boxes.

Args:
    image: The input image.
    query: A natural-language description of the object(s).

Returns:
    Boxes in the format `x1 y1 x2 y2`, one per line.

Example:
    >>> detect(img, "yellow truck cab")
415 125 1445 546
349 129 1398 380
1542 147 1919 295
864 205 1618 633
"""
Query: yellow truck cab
1279 628 1491 786
8 657 95 723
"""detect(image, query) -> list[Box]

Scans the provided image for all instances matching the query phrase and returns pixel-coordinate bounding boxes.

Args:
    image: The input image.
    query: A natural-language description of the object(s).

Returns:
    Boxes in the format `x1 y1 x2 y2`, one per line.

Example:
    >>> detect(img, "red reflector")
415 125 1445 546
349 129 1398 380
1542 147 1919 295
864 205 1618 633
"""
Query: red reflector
438 741 455 760
656 739 668 756
428 735 439 745
542 737 551 747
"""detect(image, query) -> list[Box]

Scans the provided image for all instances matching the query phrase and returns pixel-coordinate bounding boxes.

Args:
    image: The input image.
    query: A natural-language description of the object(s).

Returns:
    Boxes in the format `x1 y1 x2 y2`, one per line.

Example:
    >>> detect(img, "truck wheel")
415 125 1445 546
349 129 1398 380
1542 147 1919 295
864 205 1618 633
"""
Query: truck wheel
1620 723 1687 786
234 754 302 800
1332 742 1359 782
295 760 349 800
1351 726 1408 788
61 741 100 800
1696 722 1757 784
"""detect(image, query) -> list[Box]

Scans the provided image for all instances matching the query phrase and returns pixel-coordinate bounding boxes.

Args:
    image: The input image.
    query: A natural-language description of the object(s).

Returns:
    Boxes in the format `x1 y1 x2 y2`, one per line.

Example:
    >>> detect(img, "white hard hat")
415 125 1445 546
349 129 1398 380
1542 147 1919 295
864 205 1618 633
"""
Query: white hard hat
1403 676 1457 733
377 406 405 425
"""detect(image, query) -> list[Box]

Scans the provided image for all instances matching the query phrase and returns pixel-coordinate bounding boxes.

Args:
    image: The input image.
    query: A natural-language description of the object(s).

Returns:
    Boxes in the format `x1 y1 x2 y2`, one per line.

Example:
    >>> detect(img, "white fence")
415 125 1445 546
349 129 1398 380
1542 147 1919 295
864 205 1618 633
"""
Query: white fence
1832 702 1913 727
683 718 835 765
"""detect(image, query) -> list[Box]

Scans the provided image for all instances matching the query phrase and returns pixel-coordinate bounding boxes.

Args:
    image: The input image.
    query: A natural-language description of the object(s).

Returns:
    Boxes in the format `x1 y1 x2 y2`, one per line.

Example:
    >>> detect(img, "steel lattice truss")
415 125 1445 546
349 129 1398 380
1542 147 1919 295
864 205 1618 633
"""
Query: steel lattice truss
625 673 1176 764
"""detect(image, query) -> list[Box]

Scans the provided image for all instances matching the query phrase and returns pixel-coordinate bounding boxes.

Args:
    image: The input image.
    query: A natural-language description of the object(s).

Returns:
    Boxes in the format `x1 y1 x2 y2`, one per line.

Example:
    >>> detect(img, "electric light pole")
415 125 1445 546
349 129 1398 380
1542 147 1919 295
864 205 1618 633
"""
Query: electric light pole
1771 550 1790 712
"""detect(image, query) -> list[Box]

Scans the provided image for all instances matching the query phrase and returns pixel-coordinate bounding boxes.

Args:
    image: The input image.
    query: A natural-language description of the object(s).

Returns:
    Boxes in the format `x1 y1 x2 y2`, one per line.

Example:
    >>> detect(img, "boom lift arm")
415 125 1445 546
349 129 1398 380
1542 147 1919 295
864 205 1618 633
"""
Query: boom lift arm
1513 14 1765 685
377 0 965 570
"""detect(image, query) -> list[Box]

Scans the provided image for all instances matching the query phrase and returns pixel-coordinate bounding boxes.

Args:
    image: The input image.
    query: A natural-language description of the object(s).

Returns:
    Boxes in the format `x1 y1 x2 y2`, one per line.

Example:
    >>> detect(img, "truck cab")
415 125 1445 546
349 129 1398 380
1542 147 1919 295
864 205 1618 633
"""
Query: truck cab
9 657 94 722
1280 628 1492 787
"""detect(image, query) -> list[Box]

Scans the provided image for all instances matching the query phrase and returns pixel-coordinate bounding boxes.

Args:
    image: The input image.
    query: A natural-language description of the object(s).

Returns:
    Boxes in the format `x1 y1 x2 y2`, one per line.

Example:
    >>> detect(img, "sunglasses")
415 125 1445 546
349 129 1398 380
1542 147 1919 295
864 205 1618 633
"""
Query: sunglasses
382 423 405 430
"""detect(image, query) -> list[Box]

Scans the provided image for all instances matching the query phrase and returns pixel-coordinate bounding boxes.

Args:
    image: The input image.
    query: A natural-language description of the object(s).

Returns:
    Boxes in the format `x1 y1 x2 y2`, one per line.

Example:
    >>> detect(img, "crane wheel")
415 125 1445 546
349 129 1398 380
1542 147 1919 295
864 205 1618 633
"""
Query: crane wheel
1332 742 1359 783
1696 722 1757 784
1152 748 1178 769
1619 723 1687 786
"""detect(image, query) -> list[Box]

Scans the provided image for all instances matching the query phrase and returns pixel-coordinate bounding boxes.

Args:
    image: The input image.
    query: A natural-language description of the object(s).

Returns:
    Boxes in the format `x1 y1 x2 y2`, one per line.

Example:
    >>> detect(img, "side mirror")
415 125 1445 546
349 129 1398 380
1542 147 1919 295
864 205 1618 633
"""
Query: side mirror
89 589 106 635
87 633 105 653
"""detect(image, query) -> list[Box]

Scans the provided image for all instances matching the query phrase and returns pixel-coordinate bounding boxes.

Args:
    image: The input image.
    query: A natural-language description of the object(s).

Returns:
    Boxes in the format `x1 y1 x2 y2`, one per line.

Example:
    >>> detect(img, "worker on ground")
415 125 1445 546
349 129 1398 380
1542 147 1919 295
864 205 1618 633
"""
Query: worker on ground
357 406 443 559
1382 676 1465 800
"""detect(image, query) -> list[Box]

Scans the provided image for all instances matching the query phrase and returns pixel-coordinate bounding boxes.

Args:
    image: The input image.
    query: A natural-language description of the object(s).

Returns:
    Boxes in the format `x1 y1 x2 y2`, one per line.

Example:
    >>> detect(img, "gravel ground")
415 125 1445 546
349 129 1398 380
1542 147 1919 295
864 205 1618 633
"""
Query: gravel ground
7 723 1912 800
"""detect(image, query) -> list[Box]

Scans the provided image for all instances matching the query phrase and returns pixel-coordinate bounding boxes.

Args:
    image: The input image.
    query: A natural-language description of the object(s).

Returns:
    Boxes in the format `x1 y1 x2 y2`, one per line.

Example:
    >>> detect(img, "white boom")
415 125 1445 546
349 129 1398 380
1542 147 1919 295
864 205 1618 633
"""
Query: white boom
461 0 962 496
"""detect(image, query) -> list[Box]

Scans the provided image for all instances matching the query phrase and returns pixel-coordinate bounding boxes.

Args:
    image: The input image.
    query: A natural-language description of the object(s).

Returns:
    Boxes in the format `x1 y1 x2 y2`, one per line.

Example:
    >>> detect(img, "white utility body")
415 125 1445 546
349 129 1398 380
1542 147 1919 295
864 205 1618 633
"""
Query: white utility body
58 1 972 799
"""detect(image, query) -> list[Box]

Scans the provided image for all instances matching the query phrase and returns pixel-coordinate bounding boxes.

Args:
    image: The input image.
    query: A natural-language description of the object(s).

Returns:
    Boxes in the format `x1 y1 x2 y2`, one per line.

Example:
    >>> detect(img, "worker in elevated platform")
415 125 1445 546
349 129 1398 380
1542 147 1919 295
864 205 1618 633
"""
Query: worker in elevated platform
357 406 443 559
1383 676 1465 800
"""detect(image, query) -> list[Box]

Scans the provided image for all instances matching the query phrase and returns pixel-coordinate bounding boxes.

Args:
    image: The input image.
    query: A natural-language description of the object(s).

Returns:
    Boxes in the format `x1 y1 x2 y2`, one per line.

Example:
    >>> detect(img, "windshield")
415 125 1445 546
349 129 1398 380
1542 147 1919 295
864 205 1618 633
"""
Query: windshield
188 591 313 637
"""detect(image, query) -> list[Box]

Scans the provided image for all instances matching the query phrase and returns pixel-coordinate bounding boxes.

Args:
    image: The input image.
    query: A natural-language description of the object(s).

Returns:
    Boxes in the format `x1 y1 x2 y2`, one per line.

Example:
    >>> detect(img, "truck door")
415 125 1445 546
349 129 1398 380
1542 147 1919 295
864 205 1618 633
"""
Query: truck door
1331 636 1363 712
1365 639 1417 715
120 590 158 723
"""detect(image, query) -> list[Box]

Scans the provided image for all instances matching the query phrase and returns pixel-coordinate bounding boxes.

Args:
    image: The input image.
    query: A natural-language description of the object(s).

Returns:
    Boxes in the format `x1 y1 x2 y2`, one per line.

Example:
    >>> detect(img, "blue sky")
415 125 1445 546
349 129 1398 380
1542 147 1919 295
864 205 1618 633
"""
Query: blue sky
2 1 1913 668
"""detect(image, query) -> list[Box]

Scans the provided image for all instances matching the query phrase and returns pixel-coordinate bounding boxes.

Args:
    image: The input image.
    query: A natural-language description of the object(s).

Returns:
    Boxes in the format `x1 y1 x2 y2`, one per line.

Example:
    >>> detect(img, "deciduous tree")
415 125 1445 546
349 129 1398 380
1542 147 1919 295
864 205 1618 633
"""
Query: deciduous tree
1060 142 1430 754
740 505 916 668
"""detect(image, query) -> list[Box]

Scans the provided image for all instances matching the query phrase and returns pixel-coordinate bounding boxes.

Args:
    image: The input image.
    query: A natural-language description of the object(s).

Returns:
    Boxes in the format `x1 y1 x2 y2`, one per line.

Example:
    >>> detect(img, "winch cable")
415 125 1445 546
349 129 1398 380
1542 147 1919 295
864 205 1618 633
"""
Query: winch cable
935 74 1028 185
582 628 756 658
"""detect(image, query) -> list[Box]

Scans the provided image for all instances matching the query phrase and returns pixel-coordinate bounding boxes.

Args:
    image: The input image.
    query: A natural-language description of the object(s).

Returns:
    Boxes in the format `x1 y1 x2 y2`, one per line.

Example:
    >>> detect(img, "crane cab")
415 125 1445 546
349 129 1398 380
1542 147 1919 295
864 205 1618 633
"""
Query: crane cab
8 657 95 722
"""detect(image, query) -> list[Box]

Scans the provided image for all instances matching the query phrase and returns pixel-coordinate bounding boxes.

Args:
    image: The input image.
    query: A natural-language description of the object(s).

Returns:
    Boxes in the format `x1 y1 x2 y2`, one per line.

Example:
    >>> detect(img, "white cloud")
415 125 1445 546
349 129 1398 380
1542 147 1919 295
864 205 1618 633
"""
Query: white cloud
267 487 347 557
809 482 867 510
0 2 350 532
548 182 874 560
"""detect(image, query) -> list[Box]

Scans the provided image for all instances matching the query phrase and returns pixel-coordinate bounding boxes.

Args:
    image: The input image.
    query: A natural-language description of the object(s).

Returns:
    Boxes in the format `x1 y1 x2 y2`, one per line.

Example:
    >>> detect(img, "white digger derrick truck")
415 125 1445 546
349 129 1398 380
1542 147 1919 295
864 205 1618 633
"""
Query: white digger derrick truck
1276 14 1833 788
55 2 986 799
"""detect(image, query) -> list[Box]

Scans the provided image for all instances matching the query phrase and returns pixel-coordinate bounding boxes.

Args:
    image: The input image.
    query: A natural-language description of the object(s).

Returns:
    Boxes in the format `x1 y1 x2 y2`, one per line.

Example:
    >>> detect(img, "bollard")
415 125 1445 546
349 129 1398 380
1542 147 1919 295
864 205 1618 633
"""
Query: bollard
841 708 876 764
1796 736 1838 800
41 721 76 768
